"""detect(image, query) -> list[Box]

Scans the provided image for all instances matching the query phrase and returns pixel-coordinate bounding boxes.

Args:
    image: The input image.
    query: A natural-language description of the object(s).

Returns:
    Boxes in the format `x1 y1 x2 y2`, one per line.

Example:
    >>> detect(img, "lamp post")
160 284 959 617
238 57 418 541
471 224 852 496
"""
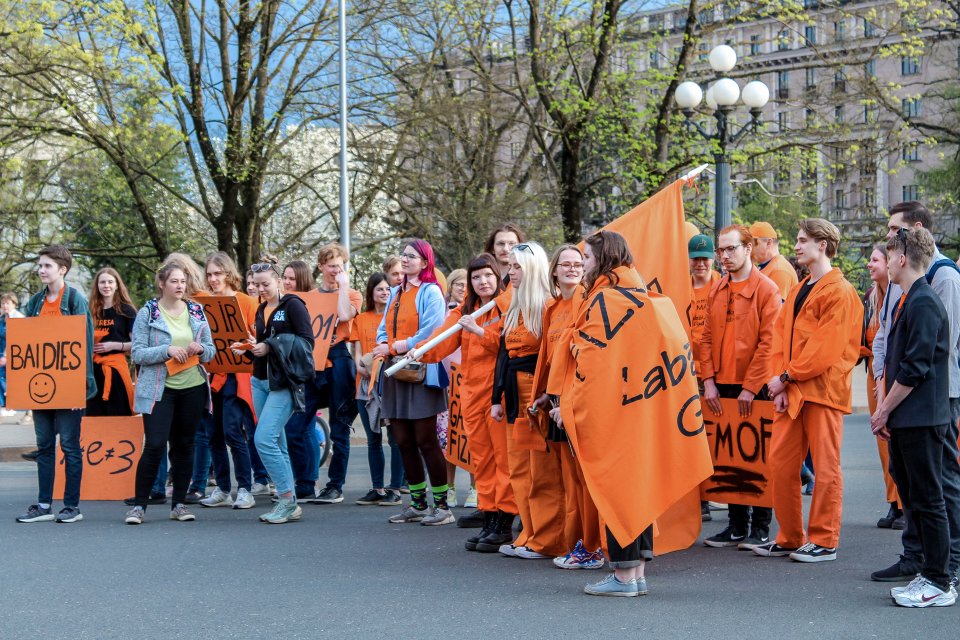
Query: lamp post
674 45 770 233
338 0 349 251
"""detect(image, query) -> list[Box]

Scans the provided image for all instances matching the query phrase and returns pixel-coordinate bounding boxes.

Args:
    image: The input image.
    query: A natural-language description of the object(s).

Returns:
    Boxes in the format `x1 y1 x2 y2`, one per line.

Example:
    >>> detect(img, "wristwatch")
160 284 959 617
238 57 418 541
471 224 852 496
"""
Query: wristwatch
779 371 791 384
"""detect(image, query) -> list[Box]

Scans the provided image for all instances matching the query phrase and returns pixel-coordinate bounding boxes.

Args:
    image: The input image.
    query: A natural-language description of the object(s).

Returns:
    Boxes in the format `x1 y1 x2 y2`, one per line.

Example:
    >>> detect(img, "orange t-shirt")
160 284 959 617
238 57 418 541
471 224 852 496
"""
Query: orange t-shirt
717 278 748 384
39 287 64 317
689 271 720 357
332 288 364 346
349 309 382 356
234 291 259 334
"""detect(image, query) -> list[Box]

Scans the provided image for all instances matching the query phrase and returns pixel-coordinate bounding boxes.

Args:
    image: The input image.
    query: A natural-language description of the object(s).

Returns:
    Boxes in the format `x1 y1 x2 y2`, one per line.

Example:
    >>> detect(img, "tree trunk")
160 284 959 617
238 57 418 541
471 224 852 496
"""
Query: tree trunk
560 141 583 242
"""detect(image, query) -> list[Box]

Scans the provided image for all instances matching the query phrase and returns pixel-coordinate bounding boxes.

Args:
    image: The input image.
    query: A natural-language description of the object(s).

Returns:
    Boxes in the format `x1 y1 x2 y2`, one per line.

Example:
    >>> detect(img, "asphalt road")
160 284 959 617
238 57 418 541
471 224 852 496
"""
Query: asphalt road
0 414 955 639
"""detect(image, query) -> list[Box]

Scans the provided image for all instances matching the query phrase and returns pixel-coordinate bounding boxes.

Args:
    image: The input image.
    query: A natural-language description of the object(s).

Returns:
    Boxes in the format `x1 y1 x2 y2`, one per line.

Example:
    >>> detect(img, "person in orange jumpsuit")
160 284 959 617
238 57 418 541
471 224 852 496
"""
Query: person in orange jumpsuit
698 225 782 550
862 245 903 529
531 244 605 570
416 253 516 550
491 242 567 560
750 221 799 302
754 218 863 563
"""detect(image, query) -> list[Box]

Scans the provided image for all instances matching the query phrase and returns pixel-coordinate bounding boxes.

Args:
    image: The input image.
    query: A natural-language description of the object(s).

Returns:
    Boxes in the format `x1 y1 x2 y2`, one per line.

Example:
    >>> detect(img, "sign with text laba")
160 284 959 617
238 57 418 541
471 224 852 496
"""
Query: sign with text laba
444 363 476 473
53 416 143 500
702 398 776 508
299 290 339 371
6 316 88 410
195 295 253 374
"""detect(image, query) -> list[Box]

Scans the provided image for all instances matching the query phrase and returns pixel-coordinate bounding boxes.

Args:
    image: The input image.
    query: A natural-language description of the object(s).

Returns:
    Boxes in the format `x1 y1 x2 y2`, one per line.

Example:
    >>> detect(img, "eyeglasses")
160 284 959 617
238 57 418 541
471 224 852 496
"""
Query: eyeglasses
251 263 281 276
400 252 421 261
715 244 745 256
558 262 584 271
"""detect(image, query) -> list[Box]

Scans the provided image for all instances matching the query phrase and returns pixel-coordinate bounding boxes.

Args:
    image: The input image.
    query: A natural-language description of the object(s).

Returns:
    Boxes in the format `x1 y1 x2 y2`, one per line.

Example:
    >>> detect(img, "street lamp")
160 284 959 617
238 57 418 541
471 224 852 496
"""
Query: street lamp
675 44 769 234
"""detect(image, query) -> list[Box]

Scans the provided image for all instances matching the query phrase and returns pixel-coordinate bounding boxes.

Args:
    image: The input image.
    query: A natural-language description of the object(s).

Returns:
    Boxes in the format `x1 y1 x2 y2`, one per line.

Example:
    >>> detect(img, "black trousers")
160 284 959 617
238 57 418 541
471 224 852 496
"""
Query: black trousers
134 384 207 508
606 525 653 569
890 425 952 590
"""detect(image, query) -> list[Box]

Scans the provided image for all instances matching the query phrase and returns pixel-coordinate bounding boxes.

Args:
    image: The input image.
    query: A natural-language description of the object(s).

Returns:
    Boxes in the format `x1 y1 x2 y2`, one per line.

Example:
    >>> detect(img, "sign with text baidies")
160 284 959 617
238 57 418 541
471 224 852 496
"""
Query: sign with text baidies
194 295 253 374
701 398 776 508
5 316 88 410
54 416 143 501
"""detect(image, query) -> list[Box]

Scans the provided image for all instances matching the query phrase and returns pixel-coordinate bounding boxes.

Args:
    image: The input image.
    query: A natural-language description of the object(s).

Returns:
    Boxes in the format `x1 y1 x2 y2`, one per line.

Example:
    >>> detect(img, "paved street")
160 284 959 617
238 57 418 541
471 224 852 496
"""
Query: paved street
0 413 954 639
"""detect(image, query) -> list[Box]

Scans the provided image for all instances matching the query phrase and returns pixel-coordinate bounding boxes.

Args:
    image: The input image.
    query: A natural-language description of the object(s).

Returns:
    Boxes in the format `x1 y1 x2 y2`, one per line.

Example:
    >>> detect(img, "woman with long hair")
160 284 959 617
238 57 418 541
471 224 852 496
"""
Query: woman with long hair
352 272 403 506
371 240 452 526
283 260 314 294
232 255 315 523
124 262 215 524
87 268 138 417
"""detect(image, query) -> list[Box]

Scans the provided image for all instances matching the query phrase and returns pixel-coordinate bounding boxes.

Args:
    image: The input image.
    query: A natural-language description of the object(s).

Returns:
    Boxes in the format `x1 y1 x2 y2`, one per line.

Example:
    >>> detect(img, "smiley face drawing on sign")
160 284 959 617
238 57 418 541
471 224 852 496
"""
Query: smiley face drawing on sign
28 373 57 404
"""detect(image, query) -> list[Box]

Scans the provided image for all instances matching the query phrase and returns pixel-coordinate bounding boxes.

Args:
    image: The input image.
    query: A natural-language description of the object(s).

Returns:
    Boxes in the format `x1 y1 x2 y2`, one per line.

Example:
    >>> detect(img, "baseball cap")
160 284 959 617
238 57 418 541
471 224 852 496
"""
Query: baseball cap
688 234 714 259
749 221 778 240
683 221 700 242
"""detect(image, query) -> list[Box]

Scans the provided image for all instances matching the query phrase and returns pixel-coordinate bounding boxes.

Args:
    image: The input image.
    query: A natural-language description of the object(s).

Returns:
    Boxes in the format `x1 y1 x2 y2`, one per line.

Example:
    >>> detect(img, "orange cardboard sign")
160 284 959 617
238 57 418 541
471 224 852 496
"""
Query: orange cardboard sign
166 354 200 376
444 363 476 473
299 290 339 371
194 295 253 374
53 416 144 500
5 315 88 410
701 398 776 508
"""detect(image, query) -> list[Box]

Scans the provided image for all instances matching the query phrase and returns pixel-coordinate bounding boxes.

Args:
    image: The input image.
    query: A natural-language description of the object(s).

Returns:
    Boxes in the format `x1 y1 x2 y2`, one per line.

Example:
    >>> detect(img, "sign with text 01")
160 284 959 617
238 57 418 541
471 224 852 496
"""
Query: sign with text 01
5 315 88 410
299 290 339 371
444 363 476 473
194 295 253 374
53 416 143 500
701 398 776 508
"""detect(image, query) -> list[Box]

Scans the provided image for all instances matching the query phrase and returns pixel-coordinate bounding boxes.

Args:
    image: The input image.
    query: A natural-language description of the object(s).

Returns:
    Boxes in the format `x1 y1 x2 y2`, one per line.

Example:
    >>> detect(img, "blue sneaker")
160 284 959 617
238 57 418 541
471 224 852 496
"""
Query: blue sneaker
584 574 647 597
553 540 605 570
260 499 302 524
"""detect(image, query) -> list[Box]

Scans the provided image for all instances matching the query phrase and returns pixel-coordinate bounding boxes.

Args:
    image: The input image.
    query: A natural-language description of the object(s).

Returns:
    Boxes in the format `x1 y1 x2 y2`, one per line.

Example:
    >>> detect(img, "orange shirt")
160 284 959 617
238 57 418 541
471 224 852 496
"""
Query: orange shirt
350 309 382 356
689 271 720 361
760 254 799 301
39 287 64 317
386 284 421 351
717 279 748 383
504 313 541 359
331 288 363 345
234 291 259 334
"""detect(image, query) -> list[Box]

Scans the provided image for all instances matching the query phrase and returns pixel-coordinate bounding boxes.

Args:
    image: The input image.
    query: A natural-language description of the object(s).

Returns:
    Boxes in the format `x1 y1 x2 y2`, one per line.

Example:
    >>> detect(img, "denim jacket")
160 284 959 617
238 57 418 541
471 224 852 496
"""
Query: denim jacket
131 299 216 414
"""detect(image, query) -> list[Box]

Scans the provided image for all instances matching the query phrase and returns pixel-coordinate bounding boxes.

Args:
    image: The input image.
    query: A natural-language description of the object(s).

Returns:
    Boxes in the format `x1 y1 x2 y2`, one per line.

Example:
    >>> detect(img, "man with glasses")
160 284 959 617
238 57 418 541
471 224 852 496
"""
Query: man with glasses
750 222 798 302
483 223 525 283
699 225 782 550
871 201 960 590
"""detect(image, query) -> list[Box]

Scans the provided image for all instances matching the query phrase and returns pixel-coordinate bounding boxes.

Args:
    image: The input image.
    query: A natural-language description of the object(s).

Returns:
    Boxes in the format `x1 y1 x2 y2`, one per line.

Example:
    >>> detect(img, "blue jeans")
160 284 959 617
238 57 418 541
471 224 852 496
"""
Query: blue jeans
284 404 319 496
188 411 213 493
251 377 295 496
358 399 404 489
0 366 6 405
248 430 269 485
286 344 357 492
209 375 254 492
34 409 84 507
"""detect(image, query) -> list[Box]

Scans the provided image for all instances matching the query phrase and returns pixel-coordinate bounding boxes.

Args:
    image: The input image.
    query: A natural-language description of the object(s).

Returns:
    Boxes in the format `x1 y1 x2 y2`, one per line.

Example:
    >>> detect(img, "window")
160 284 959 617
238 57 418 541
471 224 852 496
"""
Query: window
835 189 847 209
804 25 817 45
510 142 522 159
750 34 761 56
834 20 846 42
834 67 846 92
650 50 661 69
777 30 790 51
698 43 709 63
834 105 844 123
863 17 876 38
865 59 877 78
806 108 816 126
864 103 879 124
774 169 790 190
901 56 921 75
902 97 921 118
864 187 876 209
903 185 920 201
805 67 816 88
777 70 790 99
903 143 921 162
777 111 789 131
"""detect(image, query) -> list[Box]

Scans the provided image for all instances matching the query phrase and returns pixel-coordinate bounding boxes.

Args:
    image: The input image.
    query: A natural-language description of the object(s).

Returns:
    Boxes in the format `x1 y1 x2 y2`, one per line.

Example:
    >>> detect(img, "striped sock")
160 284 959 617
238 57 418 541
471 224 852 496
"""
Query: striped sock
432 484 449 510
408 481 428 510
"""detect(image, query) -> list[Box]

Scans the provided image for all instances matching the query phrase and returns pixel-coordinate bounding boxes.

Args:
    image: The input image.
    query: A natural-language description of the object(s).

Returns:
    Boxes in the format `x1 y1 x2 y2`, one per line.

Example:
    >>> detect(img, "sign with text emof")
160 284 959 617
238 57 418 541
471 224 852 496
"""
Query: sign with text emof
701 398 776 508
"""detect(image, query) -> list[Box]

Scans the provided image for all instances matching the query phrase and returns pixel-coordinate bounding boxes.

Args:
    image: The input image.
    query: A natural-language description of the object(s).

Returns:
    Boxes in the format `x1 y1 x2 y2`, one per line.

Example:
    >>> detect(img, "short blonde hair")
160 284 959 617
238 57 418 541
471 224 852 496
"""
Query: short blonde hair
317 243 349 266
798 218 841 259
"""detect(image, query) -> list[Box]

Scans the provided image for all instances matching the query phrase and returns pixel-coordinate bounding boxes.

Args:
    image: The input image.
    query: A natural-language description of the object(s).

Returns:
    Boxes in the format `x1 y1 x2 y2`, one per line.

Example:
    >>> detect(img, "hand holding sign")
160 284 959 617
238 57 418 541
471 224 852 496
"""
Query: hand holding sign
195 295 254 374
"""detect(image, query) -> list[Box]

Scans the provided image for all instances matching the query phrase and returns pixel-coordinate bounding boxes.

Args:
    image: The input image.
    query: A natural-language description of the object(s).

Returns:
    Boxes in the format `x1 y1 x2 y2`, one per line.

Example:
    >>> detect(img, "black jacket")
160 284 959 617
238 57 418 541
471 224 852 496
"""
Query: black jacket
885 277 951 428
264 333 315 413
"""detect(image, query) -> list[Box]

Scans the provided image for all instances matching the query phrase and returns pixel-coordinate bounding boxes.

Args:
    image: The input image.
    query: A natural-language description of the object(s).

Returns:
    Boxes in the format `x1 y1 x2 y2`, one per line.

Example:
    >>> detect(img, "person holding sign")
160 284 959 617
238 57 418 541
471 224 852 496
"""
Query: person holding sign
198 252 260 510
698 225 782 551
372 240 452 526
123 262 215 525
492 242 566 561
755 219 862 562
351 272 403 507
87 268 137 417
15 245 96 524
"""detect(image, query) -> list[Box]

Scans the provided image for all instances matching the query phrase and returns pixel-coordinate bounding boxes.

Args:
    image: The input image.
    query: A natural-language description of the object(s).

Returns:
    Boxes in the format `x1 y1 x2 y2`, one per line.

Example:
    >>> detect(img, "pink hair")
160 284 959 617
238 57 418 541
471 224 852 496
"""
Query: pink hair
405 239 438 285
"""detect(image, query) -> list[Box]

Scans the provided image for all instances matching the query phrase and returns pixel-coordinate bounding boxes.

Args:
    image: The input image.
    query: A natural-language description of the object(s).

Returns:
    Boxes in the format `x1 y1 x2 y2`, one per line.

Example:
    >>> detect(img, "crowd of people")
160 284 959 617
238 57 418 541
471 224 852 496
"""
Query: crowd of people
3 200 959 605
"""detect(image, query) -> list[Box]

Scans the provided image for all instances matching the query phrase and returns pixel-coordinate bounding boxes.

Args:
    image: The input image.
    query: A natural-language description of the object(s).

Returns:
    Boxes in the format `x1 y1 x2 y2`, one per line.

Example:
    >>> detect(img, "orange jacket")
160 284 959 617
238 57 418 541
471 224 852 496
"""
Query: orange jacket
697 267 782 394
773 267 863 415
760 254 799 301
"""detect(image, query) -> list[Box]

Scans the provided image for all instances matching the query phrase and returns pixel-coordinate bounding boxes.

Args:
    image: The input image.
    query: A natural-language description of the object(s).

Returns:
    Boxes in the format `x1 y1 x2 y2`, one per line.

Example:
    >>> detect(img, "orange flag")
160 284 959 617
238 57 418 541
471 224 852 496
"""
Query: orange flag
560 266 713 550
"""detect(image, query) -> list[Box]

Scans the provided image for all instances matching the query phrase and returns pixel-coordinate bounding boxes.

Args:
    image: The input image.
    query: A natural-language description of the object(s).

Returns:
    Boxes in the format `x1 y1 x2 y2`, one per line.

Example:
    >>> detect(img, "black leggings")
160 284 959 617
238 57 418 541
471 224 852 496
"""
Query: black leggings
391 416 446 488
134 384 207 508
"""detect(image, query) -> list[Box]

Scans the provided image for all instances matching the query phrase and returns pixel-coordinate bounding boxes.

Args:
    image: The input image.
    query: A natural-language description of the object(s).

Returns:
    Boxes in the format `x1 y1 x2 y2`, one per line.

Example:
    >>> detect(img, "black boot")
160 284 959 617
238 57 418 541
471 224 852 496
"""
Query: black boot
877 503 903 529
457 508 485 529
475 510 516 553
465 511 496 551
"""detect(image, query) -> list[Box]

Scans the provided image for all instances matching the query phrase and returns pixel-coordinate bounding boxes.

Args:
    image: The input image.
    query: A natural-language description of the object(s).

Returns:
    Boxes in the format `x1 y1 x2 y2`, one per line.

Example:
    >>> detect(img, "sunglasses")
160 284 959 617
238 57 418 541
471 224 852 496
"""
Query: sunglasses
251 263 281 276
513 243 534 254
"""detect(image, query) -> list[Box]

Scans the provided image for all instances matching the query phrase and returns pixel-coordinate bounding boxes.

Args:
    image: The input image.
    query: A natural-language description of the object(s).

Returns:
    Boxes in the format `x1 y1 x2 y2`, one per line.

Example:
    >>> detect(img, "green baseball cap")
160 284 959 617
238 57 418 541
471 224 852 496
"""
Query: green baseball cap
688 234 714 259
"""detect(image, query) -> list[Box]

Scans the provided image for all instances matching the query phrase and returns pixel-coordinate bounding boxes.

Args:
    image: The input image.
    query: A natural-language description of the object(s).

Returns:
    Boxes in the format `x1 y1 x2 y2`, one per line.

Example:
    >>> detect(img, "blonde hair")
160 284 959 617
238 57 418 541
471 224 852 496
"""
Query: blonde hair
205 251 243 292
445 268 467 304
798 218 841 259
503 242 550 338
162 252 205 298
317 243 349 266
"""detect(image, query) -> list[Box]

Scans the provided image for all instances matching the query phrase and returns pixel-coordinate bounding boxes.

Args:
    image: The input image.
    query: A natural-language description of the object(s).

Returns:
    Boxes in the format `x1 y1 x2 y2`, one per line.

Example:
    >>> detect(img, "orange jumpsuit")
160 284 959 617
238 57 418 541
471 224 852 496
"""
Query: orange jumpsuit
532 292 603 554
760 254 799 302
420 303 516 514
496 312 566 556
770 268 863 549
864 293 899 505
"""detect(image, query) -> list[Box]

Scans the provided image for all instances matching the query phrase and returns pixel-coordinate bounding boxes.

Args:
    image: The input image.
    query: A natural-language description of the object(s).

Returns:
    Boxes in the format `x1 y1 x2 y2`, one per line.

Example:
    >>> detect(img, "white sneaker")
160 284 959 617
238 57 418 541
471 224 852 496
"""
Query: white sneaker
464 487 478 508
200 488 232 507
447 487 458 508
514 546 548 559
499 544 519 557
1 409 18 417
890 575 922 598
250 482 272 496
893 577 957 607
233 488 256 509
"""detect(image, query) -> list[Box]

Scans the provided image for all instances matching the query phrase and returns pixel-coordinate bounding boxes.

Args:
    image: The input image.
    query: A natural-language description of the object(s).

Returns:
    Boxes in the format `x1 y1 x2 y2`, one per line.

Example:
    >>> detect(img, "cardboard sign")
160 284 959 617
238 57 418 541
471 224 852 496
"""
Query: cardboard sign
701 398 776 507
299 290 339 371
5 316 88 410
53 416 144 500
444 363 476 473
195 295 253 374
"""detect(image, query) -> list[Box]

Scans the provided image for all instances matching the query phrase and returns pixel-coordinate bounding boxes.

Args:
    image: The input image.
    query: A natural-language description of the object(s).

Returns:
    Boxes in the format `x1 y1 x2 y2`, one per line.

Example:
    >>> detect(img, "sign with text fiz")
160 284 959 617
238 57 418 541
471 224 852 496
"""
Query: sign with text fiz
5 316 88 410
701 398 776 508
195 295 253 374
444 363 476 473
53 416 143 500
299 290 339 371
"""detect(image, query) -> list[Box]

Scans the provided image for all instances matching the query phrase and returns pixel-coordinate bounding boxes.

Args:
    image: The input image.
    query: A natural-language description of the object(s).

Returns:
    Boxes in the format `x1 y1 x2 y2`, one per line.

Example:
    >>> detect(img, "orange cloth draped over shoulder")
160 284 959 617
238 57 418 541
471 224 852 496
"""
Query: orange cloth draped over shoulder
559 266 713 549
350 309 383 392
